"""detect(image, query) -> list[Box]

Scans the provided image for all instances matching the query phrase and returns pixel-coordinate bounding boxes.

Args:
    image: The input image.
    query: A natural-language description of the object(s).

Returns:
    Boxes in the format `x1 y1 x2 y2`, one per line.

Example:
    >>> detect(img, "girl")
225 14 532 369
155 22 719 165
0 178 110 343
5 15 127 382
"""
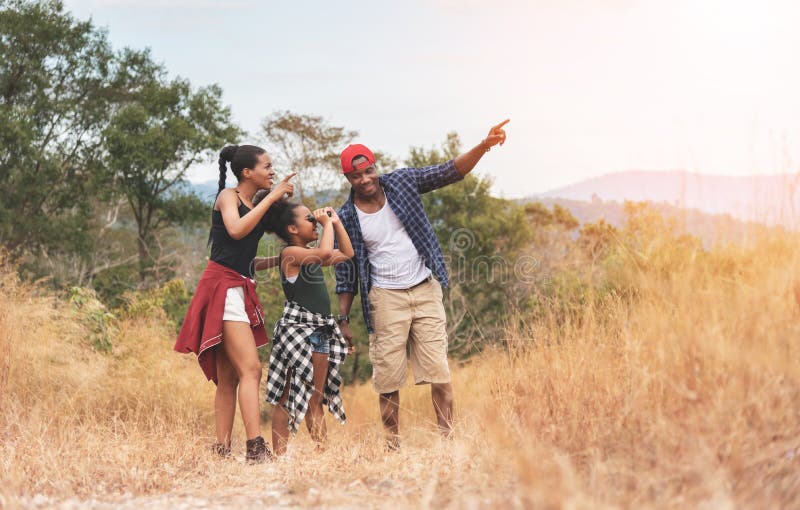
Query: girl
174 144 295 463
260 200 354 455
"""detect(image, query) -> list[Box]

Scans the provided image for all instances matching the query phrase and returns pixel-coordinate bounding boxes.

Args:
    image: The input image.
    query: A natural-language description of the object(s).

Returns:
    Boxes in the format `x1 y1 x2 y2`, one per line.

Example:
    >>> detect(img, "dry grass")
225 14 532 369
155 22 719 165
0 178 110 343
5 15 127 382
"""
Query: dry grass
1 235 800 508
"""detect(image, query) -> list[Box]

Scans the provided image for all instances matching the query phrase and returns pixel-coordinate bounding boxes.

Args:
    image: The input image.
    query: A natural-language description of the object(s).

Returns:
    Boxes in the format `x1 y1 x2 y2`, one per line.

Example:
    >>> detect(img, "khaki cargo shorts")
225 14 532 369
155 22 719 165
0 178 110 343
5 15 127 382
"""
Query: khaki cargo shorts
368 278 451 394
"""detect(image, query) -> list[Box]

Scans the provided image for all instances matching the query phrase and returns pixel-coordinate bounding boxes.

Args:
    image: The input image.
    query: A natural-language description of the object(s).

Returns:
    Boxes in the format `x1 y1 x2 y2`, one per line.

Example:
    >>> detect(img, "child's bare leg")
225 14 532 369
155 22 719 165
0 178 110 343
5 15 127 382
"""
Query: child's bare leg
305 352 329 446
214 347 239 447
271 375 291 456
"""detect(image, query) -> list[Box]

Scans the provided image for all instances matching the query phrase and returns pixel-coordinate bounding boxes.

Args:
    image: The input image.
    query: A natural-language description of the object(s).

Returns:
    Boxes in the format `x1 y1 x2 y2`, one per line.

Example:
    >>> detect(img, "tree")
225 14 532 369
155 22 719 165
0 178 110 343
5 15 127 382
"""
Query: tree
525 202 579 231
260 111 356 207
0 0 120 272
103 49 240 285
578 219 618 264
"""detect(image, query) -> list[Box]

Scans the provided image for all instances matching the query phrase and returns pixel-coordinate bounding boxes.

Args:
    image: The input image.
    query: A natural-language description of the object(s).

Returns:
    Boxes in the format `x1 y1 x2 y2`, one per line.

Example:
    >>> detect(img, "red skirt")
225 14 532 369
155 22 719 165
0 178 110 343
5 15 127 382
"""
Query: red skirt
174 261 269 384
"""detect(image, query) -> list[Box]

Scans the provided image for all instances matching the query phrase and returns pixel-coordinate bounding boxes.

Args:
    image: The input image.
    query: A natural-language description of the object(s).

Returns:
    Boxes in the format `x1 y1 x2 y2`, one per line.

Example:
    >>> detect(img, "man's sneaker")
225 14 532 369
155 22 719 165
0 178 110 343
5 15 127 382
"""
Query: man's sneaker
245 436 273 464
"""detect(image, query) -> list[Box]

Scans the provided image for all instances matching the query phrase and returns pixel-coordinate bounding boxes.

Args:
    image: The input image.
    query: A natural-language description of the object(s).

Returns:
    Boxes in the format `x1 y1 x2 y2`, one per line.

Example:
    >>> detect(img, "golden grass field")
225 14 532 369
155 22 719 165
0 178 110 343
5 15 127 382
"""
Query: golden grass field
1 232 800 509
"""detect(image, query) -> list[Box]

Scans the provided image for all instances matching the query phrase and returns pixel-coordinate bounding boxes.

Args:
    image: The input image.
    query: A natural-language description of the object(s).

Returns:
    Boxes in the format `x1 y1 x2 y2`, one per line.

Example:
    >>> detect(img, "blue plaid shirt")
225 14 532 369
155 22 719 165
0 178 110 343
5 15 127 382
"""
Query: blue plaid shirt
335 159 463 333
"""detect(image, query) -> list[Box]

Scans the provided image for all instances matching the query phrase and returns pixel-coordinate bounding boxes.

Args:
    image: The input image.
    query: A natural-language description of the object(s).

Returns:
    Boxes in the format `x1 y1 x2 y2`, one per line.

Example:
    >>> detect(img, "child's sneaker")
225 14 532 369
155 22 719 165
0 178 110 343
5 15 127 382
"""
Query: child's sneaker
245 436 273 463
211 442 231 459
385 436 401 452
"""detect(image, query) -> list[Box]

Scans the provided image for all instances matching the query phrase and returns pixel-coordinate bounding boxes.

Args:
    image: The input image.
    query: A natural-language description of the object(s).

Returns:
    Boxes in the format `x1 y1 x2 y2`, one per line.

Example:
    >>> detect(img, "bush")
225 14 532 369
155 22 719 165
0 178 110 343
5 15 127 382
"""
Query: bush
68 287 116 353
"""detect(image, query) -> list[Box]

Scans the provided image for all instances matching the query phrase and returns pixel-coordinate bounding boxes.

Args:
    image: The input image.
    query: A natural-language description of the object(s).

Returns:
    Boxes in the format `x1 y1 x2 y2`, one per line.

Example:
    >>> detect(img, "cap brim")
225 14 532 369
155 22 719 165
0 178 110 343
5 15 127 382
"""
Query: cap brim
353 159 373 171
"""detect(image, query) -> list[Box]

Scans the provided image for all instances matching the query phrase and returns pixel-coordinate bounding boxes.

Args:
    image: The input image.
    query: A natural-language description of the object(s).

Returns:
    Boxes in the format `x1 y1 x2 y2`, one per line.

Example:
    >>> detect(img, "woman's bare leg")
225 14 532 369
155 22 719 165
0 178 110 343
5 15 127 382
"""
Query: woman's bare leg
214 347 239 446
221 321 262 440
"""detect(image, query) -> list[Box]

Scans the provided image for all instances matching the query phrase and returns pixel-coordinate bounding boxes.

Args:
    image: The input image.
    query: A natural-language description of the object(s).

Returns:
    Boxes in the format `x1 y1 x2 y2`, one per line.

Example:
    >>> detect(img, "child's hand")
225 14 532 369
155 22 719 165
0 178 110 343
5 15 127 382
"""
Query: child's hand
313 208 331 225
327 207 341 225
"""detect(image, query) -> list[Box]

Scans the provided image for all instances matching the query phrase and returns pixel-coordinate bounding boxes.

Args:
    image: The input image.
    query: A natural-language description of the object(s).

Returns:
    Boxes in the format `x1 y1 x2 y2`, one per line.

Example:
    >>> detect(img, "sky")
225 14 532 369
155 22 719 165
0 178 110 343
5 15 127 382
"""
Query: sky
63 0 800 198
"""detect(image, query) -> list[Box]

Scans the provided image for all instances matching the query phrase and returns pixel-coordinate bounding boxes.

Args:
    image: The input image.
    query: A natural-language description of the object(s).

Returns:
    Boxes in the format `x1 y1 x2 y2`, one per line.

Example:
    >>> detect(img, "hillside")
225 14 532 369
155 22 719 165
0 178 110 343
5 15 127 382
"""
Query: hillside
536 170 800 227
529 196 786 246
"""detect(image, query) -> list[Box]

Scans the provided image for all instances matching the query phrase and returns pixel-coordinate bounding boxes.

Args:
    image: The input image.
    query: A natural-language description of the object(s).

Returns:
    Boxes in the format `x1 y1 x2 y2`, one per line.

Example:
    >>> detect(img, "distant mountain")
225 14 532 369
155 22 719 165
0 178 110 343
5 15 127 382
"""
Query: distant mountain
536 171 800 226
531 196 783 247
189 180 221 203
188 180 347 207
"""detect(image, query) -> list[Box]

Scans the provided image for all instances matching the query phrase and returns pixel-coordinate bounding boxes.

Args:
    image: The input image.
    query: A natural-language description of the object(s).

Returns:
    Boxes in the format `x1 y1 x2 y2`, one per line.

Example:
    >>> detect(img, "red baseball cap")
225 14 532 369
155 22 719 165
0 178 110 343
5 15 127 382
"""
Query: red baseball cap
340 144 376 174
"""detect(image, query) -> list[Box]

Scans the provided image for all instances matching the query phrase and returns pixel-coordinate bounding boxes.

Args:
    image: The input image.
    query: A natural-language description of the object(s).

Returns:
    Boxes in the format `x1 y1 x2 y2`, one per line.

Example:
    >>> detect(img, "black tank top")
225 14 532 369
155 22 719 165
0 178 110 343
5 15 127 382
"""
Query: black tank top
279 248 331 316
209 200 264 278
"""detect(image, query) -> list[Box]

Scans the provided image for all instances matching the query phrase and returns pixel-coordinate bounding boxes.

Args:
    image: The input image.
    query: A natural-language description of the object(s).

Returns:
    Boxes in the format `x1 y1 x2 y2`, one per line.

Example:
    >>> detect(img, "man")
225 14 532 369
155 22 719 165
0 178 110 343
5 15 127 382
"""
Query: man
334 120 509 449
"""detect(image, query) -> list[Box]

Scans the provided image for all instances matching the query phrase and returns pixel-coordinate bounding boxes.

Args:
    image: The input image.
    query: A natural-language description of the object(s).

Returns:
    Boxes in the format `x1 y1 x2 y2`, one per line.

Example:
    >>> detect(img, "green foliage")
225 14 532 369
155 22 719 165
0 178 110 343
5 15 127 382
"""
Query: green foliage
92 262 139 308
68 286 116 352
103 51 240 285
155 279 193 330
406 132 461 168
523 201 717 329
578 219 619 262
0 0 119 272
119 289 167 321
160 190 209 225
527 269 591 323
619 201 704 278
0 1 238 291
253 237 285 363
526 202 579 231
118 278 191 331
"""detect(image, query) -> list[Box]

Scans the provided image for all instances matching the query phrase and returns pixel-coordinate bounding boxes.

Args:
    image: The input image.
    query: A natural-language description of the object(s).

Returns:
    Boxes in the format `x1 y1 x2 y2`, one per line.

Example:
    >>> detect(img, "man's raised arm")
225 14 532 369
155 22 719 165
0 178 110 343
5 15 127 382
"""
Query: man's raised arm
453 119 509 177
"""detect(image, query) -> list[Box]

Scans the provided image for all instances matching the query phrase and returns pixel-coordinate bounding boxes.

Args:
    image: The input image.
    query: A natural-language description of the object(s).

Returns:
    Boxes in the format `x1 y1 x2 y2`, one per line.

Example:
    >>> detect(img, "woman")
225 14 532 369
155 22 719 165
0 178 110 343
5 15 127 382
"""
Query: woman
174 144 295 463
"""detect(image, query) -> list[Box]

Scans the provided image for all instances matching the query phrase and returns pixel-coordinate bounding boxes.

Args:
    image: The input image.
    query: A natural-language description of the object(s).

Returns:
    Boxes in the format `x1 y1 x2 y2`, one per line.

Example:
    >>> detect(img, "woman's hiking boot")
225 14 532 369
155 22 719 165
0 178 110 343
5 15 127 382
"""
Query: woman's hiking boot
245 436 272 463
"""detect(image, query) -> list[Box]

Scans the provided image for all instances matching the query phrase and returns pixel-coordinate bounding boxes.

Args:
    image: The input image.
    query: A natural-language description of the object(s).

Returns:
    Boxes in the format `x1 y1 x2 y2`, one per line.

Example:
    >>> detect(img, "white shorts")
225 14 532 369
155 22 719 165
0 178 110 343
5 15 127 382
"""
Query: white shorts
222 286 249 322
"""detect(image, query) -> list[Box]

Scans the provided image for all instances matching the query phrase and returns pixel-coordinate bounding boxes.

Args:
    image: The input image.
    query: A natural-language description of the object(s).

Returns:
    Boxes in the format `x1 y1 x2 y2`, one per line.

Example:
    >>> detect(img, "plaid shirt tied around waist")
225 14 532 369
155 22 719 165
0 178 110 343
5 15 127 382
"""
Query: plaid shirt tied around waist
334 159 463 333
266 301 348 433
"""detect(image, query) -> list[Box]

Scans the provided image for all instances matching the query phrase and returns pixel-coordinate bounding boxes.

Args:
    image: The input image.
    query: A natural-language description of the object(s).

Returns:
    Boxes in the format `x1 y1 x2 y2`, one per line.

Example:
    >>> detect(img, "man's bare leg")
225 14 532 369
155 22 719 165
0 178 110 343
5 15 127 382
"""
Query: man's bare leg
379 391 400 449
431 383 454 438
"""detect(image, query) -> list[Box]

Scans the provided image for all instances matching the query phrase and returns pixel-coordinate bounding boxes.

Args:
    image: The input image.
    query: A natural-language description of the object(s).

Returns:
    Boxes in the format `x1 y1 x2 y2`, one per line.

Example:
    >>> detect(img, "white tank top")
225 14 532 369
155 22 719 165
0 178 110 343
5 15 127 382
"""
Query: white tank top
355 200 432 289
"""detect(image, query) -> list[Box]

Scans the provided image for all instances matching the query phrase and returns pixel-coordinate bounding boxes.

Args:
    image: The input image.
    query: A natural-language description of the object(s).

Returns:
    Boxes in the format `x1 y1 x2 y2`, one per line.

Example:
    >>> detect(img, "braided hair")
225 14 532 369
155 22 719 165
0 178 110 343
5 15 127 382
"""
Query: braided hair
217 144 267 195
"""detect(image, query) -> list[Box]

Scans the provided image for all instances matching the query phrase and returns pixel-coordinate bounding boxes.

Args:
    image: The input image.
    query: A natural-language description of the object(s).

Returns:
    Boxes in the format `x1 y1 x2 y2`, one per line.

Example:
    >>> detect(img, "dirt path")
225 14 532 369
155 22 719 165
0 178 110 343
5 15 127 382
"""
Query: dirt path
9 478 414 510
4 448 473 510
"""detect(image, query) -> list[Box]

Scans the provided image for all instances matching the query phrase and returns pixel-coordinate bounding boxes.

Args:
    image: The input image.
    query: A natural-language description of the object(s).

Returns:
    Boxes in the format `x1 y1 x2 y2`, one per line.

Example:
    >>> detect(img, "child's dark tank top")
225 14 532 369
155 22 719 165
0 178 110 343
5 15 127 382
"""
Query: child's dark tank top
279 248 331 316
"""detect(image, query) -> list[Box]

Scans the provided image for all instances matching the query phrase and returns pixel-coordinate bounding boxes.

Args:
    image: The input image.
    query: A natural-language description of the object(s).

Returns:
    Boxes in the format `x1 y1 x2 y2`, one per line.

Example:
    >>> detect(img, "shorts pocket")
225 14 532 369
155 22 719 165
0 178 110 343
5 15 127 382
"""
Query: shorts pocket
368 286 382 312
368 333 380 362
432 279 443 300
